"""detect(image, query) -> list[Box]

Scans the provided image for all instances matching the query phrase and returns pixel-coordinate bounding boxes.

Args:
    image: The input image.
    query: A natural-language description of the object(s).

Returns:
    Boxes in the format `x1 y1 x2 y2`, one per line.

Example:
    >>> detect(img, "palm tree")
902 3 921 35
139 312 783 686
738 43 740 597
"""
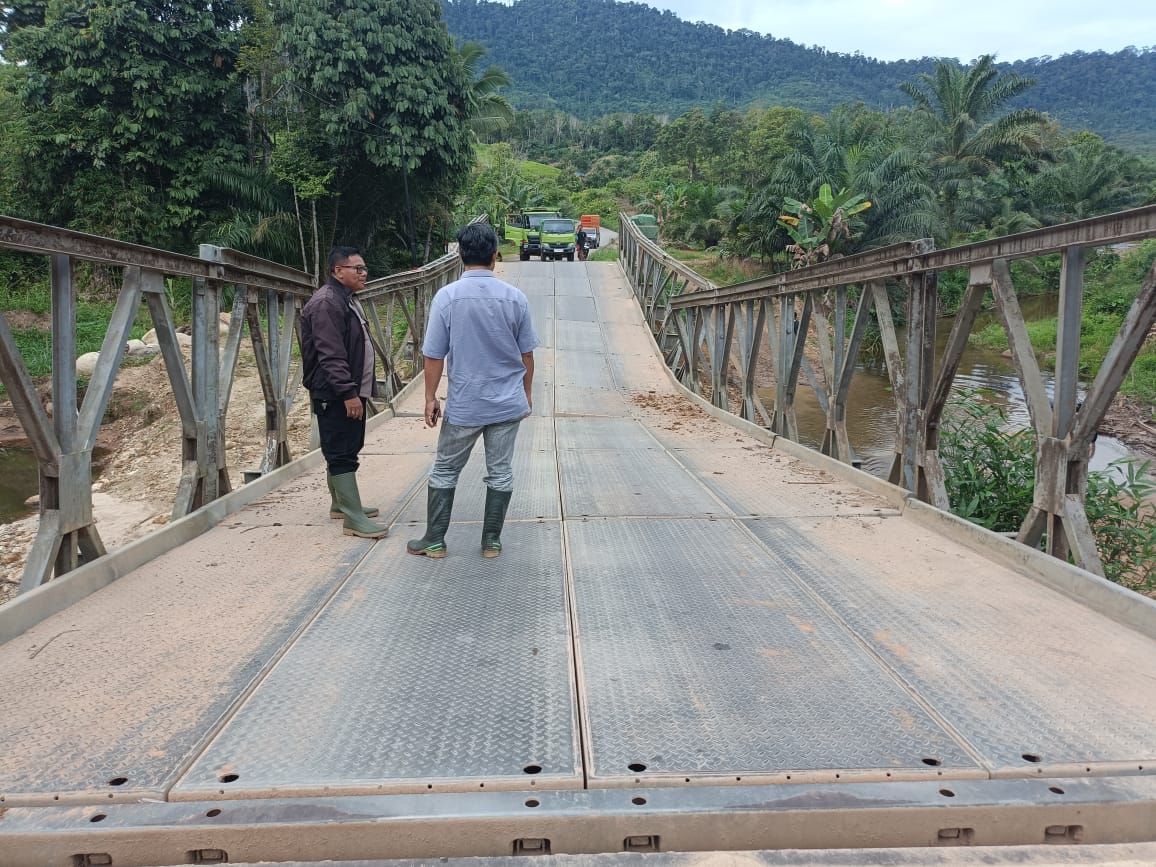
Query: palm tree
770 108 939 248
901 55 1049 238
453 41 515 140
1030 135 1143 224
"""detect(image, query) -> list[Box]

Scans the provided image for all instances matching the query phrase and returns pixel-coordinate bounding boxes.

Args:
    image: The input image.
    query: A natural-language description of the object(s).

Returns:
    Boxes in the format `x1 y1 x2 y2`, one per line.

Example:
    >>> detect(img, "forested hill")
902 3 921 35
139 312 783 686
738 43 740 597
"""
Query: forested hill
439 0 1156 151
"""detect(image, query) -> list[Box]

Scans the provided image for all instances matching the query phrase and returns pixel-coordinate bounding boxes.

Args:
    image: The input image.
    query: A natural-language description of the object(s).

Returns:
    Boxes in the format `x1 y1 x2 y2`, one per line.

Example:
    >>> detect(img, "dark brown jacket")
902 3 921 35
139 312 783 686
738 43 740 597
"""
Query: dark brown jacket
300 277 375 401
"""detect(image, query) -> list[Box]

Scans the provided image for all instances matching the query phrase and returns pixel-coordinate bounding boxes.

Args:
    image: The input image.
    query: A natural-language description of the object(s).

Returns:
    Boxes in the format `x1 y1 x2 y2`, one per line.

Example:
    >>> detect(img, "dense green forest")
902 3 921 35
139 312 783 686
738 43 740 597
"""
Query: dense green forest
0 0 481 273
440 0 1156 153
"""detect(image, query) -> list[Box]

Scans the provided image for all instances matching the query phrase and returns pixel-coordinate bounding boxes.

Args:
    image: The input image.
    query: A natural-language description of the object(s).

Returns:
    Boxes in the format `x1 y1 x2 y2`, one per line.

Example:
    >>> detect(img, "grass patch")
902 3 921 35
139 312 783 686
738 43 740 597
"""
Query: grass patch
967 242 1156 402
4 301 149 383
588 247 618 262
657 245 774 286
519 160 562 182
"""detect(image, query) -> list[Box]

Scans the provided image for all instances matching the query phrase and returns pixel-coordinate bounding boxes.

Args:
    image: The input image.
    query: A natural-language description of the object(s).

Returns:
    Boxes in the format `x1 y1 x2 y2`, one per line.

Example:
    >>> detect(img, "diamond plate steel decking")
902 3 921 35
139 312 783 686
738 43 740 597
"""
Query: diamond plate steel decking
2 261 1155 862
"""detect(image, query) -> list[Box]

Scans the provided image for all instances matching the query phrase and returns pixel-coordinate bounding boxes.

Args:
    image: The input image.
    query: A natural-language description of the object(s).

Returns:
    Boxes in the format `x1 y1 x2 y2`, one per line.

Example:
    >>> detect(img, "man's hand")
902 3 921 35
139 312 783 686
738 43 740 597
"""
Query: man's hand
424 397 441 429
344 396 363 420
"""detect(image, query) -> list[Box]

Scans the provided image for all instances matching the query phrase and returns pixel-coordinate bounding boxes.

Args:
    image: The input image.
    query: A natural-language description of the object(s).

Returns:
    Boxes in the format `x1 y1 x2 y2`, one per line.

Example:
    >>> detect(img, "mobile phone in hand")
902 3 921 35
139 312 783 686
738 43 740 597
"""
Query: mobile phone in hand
430 404 441 426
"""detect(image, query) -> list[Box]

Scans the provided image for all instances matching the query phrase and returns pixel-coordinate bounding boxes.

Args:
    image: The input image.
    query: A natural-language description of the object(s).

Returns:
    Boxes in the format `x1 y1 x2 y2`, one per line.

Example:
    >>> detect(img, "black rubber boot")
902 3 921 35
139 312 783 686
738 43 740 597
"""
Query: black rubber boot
481 488 512 558
331 472 389 539
407 487 456 558
328 471 379 520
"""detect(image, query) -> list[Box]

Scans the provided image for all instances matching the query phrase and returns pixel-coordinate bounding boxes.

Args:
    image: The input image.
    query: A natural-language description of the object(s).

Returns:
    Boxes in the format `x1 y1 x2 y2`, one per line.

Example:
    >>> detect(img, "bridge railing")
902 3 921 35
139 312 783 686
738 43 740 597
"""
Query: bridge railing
0 216 477 594
618 206 1156 577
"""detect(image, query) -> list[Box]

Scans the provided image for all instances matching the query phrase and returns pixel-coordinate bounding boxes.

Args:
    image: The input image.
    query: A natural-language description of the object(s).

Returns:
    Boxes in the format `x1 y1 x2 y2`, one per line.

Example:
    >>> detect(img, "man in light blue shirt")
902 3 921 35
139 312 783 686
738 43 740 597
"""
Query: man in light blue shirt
407 222 539 559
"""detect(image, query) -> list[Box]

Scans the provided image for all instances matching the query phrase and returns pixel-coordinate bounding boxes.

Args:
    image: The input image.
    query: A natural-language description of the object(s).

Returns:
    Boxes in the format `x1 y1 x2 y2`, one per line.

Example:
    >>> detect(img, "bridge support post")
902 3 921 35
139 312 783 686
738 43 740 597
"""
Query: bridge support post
0 258 144 591
889 273 938 500
1016 251 1156 575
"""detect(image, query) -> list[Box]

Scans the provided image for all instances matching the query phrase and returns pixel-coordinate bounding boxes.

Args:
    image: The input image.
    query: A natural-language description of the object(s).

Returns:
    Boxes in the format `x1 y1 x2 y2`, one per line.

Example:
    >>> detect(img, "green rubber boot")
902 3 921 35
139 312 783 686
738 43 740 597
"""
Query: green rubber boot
330 472 389 539
481 488 512 558
328 471 379 520
407 487 455 558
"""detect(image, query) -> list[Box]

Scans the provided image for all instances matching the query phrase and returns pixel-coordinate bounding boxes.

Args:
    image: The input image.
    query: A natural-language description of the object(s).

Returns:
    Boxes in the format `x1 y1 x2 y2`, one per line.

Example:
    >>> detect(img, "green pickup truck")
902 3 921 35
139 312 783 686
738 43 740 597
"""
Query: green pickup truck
504 210 561 261
537 218 578 261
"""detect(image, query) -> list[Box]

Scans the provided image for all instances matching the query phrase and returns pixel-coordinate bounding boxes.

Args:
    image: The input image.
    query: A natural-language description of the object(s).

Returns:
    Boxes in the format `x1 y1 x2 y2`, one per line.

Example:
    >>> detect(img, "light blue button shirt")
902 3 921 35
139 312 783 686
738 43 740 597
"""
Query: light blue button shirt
422 270 540 426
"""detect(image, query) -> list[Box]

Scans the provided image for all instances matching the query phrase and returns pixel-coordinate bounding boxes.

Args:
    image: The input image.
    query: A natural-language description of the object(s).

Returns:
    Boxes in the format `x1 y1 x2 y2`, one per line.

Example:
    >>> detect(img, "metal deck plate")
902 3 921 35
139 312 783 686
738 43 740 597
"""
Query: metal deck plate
594 296 648 324
556 417 661 451
554 385 629 417
526 296 554 348
556 349 616 390
556 295 597 322
744 517 1156 777
556 321 605 353
0 526 372 806
567 518 981 785
601 318 659 350
673 447 899 518
607 350 680 393
226 454 434 527
554 276 593 296
558 449 728 517
172 522 580 800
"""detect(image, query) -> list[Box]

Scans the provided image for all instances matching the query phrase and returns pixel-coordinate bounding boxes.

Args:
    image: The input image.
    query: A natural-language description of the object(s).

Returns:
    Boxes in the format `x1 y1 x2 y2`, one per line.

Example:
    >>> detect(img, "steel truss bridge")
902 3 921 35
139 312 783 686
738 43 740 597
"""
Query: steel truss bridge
1 212 1155 865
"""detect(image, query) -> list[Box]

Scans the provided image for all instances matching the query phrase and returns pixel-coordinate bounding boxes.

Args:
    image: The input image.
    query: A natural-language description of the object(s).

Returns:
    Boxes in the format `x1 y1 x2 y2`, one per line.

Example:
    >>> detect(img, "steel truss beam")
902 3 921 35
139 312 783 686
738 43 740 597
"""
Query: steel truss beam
0 218 475 593
616 207 1156 575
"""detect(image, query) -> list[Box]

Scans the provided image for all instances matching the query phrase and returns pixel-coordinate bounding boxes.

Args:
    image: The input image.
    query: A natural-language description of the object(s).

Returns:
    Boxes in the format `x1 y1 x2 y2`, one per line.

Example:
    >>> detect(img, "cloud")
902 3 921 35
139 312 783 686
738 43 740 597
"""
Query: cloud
651 0 1156 61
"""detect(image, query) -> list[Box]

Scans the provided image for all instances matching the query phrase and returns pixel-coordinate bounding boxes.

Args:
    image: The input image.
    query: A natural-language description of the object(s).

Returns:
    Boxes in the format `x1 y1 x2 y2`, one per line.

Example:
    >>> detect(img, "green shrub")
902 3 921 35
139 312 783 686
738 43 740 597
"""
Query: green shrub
939 392 1156 592
1085 460 1156 594
939 394 1036 531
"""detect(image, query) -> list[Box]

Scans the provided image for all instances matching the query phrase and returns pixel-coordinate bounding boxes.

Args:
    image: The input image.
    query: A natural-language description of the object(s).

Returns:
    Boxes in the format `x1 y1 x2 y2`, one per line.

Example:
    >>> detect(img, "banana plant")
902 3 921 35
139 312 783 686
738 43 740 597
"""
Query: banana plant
777 183 871 268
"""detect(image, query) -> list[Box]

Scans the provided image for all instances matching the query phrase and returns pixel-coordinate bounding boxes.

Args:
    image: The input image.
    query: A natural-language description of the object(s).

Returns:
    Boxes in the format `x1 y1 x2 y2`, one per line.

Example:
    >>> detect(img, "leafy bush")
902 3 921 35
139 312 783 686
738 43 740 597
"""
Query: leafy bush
939 392 1156 592
939 394 1036 531
1085 460 1156 594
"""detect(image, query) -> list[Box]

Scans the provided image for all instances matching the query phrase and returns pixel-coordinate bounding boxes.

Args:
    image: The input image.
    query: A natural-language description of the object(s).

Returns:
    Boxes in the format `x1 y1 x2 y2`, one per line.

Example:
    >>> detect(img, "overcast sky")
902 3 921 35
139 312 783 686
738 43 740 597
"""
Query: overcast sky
646 0 1156 62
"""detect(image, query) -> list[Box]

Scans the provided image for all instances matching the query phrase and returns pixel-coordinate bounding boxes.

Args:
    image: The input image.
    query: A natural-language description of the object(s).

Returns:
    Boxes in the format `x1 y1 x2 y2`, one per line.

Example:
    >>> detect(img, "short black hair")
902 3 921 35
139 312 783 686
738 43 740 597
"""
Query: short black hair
328 246 361 273
456 223 498 267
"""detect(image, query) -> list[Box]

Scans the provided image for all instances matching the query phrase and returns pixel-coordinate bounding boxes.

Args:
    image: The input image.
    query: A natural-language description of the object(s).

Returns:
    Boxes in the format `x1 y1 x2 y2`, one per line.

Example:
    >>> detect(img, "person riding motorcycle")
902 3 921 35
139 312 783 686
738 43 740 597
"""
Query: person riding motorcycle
576 225 589 261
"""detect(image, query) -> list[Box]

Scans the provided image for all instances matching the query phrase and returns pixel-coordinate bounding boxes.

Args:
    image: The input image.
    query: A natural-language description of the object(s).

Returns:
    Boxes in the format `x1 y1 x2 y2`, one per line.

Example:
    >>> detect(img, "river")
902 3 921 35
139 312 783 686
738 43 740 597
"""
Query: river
762 294 1137 478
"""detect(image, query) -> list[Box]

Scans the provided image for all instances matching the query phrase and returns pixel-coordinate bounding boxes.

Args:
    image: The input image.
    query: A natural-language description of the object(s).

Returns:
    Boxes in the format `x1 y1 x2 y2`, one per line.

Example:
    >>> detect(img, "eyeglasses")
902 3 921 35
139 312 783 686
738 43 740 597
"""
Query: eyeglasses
337 264 368 274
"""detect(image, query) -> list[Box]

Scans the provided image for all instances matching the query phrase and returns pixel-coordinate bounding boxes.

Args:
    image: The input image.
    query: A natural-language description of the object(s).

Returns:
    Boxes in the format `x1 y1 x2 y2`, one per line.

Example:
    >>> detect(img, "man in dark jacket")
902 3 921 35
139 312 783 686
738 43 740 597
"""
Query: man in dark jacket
300 246 389 539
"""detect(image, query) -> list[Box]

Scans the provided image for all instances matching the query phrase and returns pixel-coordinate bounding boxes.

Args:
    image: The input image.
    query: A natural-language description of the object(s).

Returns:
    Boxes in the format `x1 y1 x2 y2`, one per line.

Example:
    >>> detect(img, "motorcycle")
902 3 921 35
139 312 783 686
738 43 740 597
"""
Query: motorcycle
577 234 593 262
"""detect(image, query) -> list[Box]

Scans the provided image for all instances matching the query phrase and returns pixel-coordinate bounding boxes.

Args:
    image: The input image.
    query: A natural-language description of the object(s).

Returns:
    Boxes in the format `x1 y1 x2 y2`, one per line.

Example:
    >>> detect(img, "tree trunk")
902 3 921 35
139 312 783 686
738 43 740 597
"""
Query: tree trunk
293 189 308 275
311 201 321 285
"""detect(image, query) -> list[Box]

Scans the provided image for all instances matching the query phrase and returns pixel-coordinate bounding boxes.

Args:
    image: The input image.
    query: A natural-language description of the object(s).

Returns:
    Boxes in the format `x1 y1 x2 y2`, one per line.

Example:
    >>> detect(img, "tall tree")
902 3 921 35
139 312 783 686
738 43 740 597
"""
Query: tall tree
273 0 473 265
453 40 515 140
900 55 1050 239
770 107 938 249
1030 132 1145 224
655 108 715 180
0 0 249 247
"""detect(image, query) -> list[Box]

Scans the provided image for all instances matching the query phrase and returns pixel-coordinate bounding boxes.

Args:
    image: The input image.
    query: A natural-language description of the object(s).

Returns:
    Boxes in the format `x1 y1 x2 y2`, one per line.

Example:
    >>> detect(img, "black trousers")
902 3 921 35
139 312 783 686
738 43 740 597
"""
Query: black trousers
313 398 366 476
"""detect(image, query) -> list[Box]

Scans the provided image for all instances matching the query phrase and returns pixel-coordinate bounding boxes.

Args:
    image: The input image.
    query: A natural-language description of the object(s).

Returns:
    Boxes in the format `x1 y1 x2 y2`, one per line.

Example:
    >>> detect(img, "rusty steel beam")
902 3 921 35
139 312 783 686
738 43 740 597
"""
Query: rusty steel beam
0 216 313 295
668 205 1156 310
620 204 1156 576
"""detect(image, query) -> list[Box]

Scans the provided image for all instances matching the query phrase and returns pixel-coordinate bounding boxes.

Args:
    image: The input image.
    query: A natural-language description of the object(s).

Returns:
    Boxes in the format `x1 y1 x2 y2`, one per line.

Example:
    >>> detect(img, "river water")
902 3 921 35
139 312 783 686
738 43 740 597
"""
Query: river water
765 295 1136 478
0 448 39 524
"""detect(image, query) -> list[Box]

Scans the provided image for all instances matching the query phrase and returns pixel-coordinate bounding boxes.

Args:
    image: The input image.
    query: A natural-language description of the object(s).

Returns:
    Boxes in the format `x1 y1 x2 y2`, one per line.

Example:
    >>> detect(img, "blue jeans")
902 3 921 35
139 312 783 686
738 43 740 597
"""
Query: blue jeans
429 418 522 491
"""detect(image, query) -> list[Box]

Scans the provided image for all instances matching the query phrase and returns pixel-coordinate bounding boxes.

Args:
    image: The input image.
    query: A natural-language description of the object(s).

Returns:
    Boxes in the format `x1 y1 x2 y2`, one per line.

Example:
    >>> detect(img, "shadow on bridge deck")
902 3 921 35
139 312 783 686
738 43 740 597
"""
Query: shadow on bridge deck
1 260 1154 862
